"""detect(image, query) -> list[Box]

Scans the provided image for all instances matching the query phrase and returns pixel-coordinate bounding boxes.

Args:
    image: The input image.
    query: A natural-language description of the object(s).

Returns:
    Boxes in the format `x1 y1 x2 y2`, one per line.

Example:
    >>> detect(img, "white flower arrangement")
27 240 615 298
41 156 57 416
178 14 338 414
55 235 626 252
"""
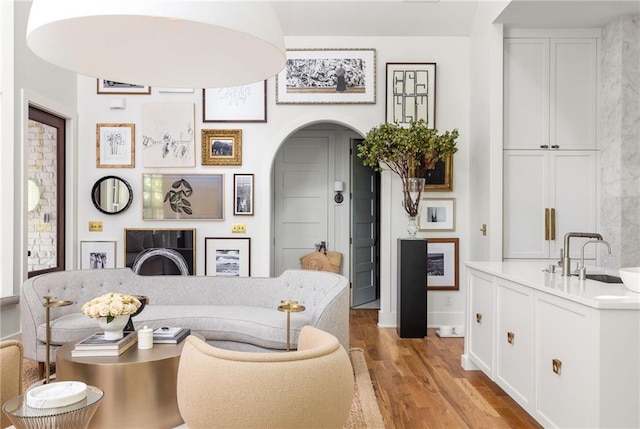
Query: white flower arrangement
81 292 141 323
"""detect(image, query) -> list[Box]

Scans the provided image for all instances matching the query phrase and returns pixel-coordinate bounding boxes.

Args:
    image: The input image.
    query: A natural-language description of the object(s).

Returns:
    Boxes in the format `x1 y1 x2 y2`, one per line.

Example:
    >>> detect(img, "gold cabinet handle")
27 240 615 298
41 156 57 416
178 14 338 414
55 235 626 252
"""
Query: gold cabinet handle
544 208 550 241
550 208 556 241
476 313 483 323
507 331 515 344
552 359 562 375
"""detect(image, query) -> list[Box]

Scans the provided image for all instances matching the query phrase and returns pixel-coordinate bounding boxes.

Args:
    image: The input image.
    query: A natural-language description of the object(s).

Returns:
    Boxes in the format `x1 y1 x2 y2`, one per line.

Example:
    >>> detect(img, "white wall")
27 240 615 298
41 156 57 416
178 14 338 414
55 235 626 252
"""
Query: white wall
1 1 78 339
76 36 471 328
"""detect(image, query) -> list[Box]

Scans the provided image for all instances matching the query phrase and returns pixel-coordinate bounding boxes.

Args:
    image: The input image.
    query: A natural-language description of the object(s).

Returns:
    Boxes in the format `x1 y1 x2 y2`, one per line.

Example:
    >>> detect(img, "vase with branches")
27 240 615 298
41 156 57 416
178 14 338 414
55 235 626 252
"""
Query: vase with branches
357 119 459 236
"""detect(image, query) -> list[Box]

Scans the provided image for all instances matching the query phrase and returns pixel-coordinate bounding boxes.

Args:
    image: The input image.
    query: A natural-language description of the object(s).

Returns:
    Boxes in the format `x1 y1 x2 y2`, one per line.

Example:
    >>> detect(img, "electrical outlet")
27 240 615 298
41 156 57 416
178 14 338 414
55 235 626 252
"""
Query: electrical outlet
444 296 452 307
89 221 103 232
231 223 246 233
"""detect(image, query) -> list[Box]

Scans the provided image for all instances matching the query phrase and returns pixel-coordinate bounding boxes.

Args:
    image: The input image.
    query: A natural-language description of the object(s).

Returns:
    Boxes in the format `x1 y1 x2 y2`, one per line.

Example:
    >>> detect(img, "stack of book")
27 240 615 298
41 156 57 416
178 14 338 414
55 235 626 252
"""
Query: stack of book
71 331 137 357
152 327 191 344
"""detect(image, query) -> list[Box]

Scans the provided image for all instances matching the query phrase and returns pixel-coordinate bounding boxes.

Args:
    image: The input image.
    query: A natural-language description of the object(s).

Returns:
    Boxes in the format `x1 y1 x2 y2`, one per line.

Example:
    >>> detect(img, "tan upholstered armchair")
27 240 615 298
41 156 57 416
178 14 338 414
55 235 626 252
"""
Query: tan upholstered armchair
176 326 354 429
1 340 23 429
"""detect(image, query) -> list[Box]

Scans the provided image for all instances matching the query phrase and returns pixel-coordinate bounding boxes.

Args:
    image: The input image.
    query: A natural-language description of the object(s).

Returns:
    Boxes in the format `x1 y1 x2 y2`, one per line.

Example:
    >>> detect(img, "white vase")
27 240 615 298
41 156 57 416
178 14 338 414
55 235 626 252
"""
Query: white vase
97 315 129 340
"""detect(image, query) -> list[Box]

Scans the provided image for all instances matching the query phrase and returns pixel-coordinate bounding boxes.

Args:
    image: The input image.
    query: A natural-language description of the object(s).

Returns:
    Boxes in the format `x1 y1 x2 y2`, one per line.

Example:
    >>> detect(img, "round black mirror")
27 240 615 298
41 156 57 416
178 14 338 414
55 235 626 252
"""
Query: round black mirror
91 176 133 215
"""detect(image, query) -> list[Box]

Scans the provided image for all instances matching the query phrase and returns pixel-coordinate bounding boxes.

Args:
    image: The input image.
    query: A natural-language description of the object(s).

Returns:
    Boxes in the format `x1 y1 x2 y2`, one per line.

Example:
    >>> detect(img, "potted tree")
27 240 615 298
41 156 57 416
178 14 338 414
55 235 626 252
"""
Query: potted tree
357 119 459 237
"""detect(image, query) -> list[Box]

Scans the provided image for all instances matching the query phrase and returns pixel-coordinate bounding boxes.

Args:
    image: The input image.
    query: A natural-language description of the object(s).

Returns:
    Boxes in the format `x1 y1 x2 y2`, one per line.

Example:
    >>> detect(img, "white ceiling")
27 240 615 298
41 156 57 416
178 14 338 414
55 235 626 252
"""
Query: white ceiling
495 0 640 28
272 0 640 37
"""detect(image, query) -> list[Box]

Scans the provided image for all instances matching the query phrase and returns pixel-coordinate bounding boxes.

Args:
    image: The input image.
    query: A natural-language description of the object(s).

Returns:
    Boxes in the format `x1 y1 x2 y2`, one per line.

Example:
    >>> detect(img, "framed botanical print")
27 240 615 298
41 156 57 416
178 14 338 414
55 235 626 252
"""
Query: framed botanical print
233 174 254 215
203 81 267 122
141 102 195 167
276 48 376 104
142 174 224 220
425 237 459 291
204 237 251 277
201 129 242 166
386 63 436 128
96 123 135 168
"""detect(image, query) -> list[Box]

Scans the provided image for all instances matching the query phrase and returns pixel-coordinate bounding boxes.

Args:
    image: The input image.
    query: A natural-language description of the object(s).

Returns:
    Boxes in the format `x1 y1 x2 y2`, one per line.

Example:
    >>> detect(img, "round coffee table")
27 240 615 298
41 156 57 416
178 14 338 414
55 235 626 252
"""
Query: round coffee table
56 340 186 429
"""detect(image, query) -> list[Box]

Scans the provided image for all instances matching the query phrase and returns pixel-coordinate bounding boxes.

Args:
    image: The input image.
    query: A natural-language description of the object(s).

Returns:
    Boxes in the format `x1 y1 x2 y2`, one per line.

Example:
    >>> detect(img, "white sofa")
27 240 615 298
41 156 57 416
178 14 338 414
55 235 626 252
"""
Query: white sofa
21 268 349 366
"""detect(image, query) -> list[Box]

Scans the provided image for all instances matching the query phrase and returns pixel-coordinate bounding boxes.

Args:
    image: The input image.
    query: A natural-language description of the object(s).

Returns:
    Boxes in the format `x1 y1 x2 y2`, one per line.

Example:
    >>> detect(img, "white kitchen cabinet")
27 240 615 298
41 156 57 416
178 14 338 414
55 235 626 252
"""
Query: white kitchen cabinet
503 150 597 260
504 37 597 150
534 292 597 428
463 261 640 429
467 269 494 376
495 279 533 412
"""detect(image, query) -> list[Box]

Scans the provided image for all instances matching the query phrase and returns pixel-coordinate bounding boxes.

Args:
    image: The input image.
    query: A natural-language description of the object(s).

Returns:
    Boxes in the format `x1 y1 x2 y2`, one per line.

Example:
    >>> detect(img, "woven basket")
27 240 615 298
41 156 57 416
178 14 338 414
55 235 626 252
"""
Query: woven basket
300 251 342 274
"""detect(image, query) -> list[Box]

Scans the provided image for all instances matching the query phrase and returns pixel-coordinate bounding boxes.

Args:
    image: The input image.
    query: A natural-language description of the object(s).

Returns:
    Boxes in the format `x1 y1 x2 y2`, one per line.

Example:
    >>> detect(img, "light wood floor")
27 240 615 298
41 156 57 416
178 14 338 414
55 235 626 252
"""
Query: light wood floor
349 309 542 429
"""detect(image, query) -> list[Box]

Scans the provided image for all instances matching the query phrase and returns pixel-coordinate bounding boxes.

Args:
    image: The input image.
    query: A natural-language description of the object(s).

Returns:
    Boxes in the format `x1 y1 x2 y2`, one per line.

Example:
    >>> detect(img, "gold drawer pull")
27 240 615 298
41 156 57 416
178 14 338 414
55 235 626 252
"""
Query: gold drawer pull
552 359 562 375
476 313 483 323
507 331 515 344
544 208 550 241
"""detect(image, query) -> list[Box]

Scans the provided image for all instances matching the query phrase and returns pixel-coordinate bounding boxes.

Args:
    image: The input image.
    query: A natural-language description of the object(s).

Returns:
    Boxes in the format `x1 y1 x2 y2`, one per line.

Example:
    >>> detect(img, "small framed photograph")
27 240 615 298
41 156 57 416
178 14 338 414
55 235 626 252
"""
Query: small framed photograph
201 129 242 166
414 154 453 192
276 48 376 104
234 174 254 216
80 241 116 269
97 79 151 95
142 174 224 220
386 63 436 128
419 198 455 231
96 123 135 168
425 237 459 291
124 228 195 275
203 81 267 122
205 237 251 277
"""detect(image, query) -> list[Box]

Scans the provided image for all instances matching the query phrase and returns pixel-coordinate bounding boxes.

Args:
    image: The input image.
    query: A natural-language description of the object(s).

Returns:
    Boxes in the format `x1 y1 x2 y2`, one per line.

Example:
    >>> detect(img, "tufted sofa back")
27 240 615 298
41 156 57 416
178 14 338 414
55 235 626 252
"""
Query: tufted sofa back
21 268 349 362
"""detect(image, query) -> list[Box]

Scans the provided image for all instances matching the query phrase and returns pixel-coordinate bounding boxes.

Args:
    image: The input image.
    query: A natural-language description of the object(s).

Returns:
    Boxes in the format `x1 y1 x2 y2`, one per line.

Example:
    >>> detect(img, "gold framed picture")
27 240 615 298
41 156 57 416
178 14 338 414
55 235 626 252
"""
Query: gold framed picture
96 123 135 168
412 154 453 192
201 129 242 166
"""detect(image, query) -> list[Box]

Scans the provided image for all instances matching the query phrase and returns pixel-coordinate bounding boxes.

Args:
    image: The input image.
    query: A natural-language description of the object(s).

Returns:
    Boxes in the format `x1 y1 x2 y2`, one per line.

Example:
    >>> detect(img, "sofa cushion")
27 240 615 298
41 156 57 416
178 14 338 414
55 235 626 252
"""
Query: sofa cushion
38 305 311 350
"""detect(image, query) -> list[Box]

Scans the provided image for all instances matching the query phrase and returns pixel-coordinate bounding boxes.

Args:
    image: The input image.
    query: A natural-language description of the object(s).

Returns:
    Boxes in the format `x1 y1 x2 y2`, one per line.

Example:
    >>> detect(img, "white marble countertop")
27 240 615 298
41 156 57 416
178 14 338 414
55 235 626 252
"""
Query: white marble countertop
465 260 640 310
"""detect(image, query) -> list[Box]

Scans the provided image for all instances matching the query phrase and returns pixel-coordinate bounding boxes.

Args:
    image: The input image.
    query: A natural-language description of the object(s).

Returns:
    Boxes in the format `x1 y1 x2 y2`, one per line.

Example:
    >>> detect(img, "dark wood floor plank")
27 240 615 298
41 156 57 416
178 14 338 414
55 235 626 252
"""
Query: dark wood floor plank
349 309 542 429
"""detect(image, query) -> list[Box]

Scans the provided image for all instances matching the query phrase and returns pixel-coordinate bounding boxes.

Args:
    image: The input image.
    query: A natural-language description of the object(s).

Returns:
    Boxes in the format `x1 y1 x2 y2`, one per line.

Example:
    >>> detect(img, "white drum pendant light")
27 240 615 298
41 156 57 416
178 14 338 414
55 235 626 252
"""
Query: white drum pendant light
26 1 286 88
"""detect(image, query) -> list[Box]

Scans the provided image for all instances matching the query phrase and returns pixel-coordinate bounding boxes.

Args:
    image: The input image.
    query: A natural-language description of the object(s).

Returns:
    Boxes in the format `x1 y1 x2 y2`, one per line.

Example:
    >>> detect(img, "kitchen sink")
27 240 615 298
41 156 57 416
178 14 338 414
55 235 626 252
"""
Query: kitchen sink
584 274 623 283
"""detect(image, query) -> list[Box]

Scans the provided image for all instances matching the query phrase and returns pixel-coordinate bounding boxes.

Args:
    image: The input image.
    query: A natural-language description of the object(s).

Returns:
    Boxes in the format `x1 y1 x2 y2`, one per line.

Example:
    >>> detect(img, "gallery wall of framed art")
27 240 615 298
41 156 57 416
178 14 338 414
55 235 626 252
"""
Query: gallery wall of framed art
73 34 470 291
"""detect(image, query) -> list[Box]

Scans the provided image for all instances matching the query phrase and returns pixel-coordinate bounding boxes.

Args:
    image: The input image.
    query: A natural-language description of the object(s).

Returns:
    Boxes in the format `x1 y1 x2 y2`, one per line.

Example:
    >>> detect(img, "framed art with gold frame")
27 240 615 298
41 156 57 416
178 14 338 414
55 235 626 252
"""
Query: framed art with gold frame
412 154 453 192
201 129 242 166
96 123 135 168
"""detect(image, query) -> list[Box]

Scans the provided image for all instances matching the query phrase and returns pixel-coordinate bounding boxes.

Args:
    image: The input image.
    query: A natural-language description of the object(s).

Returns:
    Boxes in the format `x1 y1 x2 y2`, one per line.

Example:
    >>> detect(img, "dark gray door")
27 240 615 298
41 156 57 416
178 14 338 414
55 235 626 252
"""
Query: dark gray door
351 139 379 307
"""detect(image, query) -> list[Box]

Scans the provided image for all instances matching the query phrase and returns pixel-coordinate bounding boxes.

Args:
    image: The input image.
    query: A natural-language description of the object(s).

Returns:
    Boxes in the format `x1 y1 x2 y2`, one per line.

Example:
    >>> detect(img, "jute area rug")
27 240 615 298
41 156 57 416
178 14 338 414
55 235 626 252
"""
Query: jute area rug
21 348 385 428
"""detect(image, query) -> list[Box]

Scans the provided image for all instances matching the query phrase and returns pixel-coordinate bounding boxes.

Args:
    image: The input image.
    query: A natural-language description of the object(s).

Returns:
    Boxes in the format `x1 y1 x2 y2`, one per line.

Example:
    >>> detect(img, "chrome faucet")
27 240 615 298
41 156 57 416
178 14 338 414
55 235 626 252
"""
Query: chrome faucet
562 232 604 276
579 240 612 280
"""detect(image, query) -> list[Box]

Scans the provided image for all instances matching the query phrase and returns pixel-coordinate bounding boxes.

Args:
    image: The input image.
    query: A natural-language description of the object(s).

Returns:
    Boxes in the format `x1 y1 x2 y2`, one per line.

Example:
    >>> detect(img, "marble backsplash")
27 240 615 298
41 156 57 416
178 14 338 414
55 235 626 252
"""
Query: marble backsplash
599 16 640 269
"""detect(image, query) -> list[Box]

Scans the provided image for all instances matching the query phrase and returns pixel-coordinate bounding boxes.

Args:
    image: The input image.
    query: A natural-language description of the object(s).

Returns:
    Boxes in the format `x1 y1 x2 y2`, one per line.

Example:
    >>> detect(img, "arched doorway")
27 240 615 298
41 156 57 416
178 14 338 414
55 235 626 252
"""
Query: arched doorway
271 122 380 308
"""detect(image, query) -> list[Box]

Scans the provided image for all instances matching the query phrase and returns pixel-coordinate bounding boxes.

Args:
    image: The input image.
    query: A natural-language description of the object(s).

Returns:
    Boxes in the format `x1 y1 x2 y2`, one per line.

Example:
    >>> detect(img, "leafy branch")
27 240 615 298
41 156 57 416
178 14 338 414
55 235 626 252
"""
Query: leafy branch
357 119 459 217
164 179 193 215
